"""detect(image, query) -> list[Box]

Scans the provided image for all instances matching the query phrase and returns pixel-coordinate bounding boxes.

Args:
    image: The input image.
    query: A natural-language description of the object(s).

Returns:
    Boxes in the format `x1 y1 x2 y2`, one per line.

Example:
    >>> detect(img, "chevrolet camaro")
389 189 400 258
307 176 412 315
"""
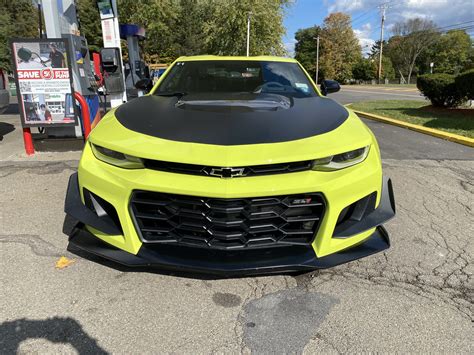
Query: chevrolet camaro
64 56 395 275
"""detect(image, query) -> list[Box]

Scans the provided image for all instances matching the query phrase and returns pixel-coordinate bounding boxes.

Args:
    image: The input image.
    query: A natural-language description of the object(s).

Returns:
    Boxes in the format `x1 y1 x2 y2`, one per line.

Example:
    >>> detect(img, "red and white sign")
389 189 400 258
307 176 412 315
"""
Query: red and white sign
17 69 69 81
11 39 76 127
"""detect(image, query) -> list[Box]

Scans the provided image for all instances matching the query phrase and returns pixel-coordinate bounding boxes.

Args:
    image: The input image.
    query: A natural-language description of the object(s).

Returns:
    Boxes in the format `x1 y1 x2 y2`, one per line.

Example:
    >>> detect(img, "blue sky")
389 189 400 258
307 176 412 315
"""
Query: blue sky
283 0 474 57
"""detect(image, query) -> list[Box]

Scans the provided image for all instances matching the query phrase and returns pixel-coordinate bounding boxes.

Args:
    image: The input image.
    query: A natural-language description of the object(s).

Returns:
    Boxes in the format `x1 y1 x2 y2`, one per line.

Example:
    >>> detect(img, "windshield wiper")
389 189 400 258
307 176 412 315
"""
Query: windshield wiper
155 92 187 97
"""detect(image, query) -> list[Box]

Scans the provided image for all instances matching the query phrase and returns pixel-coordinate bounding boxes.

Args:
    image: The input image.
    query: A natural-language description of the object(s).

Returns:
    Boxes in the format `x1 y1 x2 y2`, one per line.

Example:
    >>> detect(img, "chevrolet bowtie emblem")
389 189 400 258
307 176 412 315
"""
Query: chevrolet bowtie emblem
209 167 246 178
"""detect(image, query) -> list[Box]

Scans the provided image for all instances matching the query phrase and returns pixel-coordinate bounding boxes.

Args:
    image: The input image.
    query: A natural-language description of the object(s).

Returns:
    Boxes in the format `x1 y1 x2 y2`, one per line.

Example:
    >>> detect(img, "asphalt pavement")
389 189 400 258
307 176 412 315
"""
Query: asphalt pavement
333 85 426 104
0 90 473 353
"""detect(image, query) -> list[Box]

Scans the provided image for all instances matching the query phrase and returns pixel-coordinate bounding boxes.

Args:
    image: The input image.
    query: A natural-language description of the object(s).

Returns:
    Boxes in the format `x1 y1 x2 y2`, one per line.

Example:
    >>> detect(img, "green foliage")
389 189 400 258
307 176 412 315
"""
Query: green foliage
455 69 474 100
385 18 437 83
0 0 39 71
368 41 395 80
113 0 290 63
432 30 472 75
294 26 322 80
352 58 375 81
320 13 361 82
0 12 14 71
379 56 395 80
294 12 361 83
417 74 466 107
204 0 289 57
77 0 103 52
76 0 291 63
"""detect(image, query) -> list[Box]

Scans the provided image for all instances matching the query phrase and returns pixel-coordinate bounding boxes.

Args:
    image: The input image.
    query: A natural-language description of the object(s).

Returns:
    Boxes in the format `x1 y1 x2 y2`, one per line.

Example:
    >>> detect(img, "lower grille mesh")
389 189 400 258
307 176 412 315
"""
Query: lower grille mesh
130 191 325 250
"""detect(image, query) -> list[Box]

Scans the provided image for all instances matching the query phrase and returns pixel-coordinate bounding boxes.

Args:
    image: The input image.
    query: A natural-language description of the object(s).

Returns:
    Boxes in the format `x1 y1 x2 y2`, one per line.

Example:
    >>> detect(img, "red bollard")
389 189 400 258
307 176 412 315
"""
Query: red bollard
74 92 91 139
22 127 35 156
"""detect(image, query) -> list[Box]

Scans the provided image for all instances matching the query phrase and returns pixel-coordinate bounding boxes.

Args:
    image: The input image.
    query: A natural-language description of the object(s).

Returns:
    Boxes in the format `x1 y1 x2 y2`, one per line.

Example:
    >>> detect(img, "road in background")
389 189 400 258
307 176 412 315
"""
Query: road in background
333 85 425 104
0 89 472 353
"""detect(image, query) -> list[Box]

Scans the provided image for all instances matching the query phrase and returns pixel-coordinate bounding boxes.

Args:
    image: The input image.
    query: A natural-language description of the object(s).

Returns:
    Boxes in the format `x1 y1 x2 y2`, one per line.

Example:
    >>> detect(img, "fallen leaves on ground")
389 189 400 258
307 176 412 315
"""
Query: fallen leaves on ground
55 256 75 269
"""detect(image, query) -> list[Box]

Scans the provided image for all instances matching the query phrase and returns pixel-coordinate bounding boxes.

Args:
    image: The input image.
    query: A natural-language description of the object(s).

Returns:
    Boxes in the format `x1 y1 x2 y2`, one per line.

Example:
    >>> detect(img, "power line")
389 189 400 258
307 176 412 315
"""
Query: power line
351 8 377 26
436 20 474 30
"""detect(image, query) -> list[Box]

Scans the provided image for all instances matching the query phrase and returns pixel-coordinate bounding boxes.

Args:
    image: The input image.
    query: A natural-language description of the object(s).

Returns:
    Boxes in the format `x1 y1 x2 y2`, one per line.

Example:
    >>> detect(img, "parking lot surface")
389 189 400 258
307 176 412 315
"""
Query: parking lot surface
1 97 473 352
333 85 425 104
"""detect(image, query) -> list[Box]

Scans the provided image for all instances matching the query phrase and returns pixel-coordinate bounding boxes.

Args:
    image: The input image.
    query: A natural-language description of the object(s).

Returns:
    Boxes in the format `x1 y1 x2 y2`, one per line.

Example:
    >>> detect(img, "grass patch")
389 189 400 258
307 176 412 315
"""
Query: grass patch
349 100 474 138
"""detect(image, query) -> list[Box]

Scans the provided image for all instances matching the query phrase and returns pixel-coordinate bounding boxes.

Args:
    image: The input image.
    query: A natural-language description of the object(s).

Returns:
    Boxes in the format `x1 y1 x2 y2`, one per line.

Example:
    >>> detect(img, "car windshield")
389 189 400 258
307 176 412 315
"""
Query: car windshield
155 60 317 98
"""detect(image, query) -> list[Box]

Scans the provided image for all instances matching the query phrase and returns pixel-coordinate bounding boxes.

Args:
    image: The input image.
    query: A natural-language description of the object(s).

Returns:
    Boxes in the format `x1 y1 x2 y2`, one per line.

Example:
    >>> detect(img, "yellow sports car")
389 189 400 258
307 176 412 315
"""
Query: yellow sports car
64 56 395 275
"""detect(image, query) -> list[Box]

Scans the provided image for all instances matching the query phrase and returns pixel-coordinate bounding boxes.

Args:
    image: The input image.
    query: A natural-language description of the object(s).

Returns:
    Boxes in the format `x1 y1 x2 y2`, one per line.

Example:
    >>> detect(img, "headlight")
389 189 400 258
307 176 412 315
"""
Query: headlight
91 143 144 169
312 146 370 171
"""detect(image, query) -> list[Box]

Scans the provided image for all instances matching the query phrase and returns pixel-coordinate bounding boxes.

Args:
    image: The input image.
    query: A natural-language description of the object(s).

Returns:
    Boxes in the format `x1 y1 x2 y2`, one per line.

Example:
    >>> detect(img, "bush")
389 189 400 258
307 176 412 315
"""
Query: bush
455 69 474 100
352 59 375 81
417 74 466 107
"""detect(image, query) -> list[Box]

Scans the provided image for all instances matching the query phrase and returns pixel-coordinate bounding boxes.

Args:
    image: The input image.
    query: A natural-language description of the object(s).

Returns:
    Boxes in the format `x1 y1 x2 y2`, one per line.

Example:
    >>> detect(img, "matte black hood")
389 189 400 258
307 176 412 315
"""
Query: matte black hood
114 94 349 146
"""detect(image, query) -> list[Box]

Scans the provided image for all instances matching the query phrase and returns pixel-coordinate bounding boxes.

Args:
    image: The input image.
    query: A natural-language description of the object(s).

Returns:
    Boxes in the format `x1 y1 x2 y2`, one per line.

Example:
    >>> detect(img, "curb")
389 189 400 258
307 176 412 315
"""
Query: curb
345 105 474 148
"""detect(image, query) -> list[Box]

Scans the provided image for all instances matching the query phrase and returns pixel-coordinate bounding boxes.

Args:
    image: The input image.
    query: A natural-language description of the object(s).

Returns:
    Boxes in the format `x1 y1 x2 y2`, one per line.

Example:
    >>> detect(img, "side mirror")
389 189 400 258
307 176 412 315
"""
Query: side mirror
135 78 153 92
320 80 340 95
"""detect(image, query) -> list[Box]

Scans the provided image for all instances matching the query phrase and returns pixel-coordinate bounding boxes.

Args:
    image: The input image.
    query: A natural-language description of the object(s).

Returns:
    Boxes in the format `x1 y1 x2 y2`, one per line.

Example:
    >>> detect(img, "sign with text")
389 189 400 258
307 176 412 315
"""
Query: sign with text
10 38 77 127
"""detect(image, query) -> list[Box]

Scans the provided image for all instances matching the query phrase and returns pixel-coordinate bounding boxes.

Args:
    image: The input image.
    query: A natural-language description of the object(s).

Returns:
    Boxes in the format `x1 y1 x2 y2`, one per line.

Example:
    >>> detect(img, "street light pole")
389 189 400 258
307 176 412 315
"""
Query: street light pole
246 12 252 56
315 36 320 84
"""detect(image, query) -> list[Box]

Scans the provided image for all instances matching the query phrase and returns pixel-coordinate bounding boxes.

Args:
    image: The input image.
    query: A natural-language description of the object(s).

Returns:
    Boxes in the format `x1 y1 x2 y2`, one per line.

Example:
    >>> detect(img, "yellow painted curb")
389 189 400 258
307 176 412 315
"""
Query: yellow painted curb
345 105 474 148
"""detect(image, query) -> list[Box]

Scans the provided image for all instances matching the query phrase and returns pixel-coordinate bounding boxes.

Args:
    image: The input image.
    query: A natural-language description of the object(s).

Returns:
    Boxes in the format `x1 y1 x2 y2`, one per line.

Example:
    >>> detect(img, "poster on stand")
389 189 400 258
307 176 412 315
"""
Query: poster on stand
10 38 77 127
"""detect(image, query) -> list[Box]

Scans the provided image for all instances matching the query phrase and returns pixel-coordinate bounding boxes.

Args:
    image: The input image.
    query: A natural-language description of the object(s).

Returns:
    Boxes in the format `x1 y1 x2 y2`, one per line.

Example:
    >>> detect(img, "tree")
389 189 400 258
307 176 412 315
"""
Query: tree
369 40 386 58
175 0 213 56
0 0 39 71
386 18 438 84
431 30 472 75
368 41 395 80
319 13 361 82
116 0 291 63
77 0 103 53
294 26 322 80
204 0 290 57
118 0 181 63
352 58 375 81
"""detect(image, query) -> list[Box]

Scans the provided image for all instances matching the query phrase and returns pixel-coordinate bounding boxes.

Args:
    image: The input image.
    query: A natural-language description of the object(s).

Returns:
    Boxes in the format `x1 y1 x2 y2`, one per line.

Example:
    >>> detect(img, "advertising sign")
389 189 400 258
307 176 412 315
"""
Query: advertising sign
10 38 77 127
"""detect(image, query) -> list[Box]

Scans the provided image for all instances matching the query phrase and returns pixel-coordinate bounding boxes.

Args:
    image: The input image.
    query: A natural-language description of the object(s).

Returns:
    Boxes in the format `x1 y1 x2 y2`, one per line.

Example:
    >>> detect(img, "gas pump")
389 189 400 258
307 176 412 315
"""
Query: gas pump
97 0 127 108
119 24 148 98
99 47 125 94
40 2 102 138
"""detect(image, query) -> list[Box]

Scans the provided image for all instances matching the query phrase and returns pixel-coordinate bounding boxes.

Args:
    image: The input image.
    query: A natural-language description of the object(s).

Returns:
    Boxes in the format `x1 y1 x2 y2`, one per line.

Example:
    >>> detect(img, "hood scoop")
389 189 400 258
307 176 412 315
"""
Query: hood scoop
175 94 291 112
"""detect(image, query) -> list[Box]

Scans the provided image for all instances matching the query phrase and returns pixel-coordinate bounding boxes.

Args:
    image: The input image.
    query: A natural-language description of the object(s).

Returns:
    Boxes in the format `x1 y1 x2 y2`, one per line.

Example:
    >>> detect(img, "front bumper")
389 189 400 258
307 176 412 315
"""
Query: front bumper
67 225 390 275
63 168 396 275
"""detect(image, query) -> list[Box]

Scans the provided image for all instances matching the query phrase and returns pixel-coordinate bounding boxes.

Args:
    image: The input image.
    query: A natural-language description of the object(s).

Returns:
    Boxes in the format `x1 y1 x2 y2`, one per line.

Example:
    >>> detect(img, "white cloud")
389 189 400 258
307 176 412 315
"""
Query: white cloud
284 39 297 58
328 0 365 13
328 0 474 34
354 22 375 56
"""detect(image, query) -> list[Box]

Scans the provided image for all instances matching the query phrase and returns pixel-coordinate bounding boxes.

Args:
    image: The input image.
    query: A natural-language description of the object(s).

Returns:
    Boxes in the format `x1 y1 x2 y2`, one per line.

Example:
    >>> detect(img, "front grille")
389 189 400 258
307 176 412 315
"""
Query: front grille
143 159 313 178
130 191 326 250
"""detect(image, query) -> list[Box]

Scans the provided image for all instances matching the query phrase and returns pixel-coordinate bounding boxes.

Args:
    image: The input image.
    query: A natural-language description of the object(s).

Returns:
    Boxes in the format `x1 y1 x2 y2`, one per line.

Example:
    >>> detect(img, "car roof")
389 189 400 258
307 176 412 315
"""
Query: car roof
175 55 298 63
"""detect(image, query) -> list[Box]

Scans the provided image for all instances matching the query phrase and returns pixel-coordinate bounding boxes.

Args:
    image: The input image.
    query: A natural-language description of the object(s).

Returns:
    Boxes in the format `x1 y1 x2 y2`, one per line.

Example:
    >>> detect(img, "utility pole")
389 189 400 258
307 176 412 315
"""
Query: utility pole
377 3 389 84
246 12 252 56
315 36 320 84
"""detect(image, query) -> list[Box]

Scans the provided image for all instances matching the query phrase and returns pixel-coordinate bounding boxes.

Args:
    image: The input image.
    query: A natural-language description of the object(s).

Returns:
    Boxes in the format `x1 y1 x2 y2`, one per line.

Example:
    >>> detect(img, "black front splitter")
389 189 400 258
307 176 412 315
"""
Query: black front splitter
68 226 390 276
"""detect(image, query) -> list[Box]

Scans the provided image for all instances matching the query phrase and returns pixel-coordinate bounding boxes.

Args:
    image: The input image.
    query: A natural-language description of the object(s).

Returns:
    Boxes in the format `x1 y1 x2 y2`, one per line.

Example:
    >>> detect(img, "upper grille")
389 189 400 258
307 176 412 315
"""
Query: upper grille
130 191 326 250
143 159 313 178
